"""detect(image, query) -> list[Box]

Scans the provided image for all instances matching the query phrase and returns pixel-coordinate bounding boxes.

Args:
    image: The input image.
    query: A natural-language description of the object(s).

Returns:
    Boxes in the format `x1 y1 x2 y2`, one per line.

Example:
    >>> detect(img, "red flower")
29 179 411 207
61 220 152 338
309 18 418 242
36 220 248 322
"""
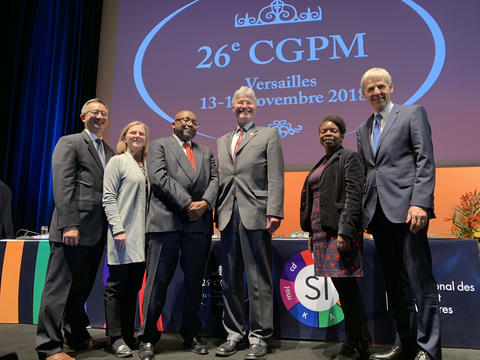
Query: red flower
447 189 479 238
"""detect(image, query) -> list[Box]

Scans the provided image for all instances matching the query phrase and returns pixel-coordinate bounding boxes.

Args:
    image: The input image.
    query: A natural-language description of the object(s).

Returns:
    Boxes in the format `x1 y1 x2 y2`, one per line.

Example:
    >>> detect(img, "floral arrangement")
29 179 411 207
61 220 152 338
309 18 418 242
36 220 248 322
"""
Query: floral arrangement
447 190 480 240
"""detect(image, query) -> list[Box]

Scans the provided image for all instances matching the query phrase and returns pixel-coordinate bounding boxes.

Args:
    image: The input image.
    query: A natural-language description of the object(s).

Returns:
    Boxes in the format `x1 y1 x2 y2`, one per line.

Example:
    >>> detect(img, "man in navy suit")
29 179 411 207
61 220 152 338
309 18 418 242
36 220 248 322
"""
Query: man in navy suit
356 68 441 360
137 110 218 360
36 99 114 360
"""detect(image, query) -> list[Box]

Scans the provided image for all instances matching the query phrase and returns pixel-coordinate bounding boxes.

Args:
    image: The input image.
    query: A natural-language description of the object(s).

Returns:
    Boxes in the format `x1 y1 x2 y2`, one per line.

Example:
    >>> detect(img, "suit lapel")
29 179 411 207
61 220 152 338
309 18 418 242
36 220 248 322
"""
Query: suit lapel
83 130 105 172
167 136 195 182
191 142 202 182
224 132 234 161
235 125 257 156
319 149 340 180
376 104 400 156
104 141 114 163
364 115 376 159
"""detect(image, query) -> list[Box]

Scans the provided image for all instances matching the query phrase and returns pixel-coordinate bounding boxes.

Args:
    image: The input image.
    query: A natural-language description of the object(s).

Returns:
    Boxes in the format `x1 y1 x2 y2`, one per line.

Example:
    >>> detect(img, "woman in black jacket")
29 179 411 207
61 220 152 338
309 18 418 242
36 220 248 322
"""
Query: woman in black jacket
300 114 370 360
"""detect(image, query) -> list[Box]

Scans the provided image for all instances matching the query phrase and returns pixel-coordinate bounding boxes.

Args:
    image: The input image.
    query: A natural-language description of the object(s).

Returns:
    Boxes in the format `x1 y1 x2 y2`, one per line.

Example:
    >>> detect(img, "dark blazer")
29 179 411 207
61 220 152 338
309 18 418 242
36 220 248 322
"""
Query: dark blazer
300 146 365 238
356 104 435 227
146 135 218 234
49 130 114 246
0 180 14 238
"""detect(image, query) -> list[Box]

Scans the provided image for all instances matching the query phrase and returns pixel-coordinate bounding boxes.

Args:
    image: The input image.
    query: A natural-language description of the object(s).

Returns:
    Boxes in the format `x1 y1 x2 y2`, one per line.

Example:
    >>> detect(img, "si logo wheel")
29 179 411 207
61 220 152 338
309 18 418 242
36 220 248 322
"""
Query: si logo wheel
280 250 344 328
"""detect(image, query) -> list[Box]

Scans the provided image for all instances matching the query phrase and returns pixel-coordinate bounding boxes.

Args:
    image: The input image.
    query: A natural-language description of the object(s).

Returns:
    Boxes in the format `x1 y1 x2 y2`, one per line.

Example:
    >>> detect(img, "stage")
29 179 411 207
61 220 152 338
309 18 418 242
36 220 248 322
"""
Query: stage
1 238 480 356
1 323 479 360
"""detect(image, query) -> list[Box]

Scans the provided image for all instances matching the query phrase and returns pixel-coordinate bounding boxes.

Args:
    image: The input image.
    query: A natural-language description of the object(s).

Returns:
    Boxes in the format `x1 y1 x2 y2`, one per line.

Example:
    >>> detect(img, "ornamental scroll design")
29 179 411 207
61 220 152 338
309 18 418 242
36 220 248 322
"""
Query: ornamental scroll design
235 0 322 28
268 120 303 138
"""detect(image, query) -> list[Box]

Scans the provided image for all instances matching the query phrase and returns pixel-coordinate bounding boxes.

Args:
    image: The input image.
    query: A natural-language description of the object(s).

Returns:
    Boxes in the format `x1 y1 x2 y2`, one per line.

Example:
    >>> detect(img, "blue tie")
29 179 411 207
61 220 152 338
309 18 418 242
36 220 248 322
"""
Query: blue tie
371 114 382 155
95 138 106 168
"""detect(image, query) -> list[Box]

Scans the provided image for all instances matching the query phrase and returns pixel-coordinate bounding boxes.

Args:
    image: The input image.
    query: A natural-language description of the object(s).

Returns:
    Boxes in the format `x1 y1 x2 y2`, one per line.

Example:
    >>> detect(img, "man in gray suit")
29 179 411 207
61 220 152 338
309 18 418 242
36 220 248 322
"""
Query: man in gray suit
215 86 284 360
137 110 218 360
36 98 114 360
356 68 441 360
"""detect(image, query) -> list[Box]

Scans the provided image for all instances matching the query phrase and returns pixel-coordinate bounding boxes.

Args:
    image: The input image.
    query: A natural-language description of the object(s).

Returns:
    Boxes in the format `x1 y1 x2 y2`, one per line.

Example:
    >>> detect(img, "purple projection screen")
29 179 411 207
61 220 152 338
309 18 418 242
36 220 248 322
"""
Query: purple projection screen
108 0 480 168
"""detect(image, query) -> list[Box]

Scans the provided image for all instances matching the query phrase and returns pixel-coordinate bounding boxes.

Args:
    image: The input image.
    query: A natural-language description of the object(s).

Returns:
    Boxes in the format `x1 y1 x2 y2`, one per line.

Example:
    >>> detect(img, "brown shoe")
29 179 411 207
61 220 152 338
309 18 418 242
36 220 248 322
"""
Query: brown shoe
46 352 75 360
68 337 108 350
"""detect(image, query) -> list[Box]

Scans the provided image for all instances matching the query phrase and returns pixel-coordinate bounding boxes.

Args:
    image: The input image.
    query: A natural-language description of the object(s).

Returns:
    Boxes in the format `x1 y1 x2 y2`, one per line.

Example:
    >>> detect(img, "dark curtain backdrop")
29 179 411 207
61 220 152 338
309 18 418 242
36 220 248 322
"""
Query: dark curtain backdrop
1 0 103 235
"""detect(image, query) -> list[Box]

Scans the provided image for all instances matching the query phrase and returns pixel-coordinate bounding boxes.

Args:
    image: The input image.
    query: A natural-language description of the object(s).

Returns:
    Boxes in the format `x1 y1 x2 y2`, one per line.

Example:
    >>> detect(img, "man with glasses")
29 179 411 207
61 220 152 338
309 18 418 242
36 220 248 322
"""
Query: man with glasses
137 110 218 360
36 99 114 360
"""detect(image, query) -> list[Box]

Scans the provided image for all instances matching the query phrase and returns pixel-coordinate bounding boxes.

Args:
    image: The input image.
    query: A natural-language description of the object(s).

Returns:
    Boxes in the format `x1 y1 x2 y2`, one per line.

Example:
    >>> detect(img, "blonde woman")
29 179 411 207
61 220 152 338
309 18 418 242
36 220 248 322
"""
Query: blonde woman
103 121 149 357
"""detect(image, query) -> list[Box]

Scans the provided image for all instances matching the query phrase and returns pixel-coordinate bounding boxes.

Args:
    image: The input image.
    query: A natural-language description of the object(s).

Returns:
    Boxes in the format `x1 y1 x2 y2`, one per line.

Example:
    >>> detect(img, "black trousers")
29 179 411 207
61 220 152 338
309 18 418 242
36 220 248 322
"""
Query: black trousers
104 262 145 340
138 232 210 344
331 277 369 346
370 204 441 360
36 241 104 359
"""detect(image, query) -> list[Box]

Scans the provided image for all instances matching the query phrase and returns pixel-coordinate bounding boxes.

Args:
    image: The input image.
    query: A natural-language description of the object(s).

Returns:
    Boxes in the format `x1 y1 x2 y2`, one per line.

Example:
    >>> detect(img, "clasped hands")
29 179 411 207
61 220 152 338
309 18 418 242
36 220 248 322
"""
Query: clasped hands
187 200 208 222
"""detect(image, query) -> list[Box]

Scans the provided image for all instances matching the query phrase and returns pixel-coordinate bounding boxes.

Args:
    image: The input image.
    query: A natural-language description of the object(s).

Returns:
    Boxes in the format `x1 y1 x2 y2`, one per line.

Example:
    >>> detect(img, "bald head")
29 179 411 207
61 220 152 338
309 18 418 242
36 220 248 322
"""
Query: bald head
173 110 198 141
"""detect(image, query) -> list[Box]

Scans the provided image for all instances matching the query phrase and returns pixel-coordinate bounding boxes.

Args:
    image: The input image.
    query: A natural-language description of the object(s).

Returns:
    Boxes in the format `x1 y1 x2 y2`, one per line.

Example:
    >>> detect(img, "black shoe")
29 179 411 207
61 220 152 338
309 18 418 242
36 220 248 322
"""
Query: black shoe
185 336 209 355
216 340 243 357
414 351 432 360
137 342 154 360
124 337 140 350
244 344 268 360
111 339 133 358
358 340 373 360
334 342 357 360
369 346 412 360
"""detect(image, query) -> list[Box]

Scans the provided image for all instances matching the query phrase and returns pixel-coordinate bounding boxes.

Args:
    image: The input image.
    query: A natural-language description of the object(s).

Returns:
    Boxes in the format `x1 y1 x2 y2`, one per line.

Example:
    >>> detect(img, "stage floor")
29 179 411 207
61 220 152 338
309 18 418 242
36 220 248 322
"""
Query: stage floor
1 324 479 360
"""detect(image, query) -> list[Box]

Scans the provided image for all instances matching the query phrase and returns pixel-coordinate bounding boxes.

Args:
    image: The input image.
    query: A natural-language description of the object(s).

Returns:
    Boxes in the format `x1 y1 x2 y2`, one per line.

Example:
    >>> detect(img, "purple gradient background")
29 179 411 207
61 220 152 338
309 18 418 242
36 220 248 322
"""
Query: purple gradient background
109 0 480 167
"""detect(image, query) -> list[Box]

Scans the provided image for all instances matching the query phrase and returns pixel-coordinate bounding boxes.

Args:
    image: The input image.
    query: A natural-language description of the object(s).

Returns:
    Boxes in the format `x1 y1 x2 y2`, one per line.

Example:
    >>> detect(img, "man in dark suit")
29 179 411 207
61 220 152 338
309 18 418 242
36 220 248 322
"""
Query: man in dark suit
36 99 114 360
0 180 14 239
356 68 441 360
215 86 284 360
137 110 218 360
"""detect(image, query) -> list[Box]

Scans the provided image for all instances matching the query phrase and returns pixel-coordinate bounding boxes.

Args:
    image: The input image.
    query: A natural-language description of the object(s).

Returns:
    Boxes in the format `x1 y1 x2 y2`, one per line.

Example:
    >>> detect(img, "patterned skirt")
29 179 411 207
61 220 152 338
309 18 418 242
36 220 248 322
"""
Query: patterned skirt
312 228 363 278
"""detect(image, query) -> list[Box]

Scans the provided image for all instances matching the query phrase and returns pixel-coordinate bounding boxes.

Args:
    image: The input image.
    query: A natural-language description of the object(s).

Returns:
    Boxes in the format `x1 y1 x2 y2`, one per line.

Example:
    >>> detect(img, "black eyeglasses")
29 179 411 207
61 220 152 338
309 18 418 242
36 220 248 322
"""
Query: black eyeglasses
85 110 109 117
175 117 197 125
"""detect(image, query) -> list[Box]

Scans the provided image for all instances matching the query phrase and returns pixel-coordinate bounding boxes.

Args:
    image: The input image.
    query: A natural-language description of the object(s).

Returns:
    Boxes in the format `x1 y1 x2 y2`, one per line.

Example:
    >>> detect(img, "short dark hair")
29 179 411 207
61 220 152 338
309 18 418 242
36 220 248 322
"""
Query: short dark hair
81 98 109 114
319 114 346 136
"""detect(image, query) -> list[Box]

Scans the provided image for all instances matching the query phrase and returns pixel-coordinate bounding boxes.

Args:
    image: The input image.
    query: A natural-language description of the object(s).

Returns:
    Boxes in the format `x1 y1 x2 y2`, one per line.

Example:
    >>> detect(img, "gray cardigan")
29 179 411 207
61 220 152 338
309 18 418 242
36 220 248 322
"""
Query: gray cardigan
103 152 148 265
